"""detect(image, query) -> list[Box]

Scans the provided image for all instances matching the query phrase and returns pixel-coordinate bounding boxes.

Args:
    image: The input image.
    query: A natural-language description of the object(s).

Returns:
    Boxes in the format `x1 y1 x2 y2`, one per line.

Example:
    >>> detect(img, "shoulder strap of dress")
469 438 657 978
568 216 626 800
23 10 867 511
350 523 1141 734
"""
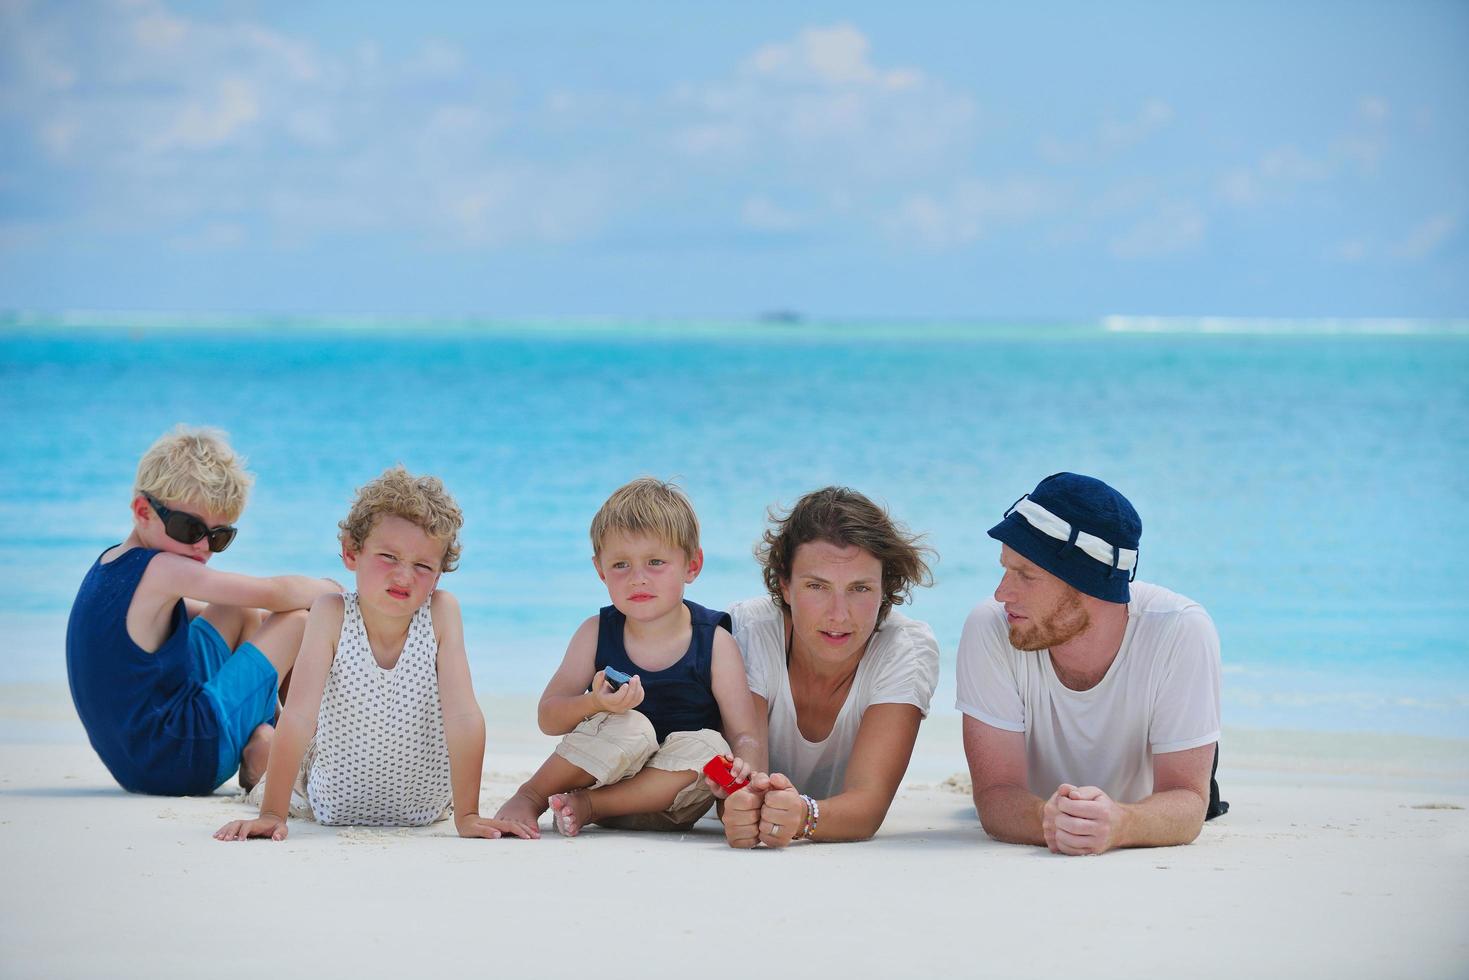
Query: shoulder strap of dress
412 597 437 664
330 592 366 676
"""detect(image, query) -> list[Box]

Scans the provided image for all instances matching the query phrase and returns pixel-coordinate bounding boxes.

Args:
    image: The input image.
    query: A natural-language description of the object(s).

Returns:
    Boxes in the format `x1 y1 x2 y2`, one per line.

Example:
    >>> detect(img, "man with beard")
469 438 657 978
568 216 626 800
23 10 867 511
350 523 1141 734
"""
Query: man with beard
956 473 1225 855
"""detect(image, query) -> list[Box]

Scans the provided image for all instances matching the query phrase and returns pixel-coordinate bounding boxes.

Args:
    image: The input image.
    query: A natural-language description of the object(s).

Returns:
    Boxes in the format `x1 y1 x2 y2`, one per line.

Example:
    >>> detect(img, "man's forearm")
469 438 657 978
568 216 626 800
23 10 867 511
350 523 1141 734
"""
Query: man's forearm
975 785 1046 845
1118 788 1207 848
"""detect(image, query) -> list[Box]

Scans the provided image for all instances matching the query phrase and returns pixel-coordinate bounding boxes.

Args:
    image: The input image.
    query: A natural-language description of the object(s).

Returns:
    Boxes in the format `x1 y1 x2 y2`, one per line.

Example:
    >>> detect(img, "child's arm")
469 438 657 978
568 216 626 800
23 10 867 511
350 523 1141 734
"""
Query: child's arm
535 615 645 735
214 594 342 842
432 591 538 841
140 553 340 613
709 627 766 776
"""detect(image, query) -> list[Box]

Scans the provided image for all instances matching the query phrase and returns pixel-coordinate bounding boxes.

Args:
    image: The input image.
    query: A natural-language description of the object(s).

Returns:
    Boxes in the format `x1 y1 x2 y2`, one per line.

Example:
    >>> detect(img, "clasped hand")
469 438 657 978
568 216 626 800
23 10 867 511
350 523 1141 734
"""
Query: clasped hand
590 670 644 714
713 770 809 849
1042 783 1125 855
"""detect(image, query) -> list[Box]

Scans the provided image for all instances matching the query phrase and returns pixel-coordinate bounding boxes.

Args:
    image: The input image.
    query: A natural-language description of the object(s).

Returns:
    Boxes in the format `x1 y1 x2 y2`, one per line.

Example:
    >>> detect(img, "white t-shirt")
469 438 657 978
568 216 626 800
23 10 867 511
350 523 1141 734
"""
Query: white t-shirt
955 582 1221 804
729 596 940 800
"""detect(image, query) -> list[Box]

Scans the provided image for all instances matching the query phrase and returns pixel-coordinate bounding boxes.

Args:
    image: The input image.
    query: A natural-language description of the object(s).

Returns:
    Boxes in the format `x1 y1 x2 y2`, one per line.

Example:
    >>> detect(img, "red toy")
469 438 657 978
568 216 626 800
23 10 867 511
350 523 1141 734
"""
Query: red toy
702 754 750 793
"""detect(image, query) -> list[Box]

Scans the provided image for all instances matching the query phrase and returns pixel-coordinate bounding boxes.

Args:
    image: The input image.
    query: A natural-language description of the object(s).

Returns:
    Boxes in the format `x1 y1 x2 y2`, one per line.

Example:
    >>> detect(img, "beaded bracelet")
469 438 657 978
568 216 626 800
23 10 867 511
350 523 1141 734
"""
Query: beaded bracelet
795 794 820 840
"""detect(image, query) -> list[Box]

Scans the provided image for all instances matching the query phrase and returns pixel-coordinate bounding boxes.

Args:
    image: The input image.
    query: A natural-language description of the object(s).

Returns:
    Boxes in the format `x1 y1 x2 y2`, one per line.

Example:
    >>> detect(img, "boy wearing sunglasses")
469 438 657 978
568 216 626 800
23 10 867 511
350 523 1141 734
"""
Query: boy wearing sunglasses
65 425 340 796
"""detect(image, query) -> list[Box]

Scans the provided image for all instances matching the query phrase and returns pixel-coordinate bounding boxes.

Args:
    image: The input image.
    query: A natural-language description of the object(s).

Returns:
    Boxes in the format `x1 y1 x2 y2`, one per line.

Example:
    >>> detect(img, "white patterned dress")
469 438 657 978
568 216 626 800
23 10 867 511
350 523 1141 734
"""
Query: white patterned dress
306 593 453 827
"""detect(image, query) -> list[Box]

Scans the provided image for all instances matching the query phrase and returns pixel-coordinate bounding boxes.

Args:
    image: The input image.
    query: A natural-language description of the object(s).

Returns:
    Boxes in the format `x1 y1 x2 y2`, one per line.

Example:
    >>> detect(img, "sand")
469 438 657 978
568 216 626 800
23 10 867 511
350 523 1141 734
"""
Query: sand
2 689 1467 979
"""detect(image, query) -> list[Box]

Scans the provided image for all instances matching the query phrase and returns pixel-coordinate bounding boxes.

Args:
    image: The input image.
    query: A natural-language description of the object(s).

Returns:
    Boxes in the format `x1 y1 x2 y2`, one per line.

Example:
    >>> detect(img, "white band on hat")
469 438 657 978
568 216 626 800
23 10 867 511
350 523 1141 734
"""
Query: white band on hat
1010 497 1137 571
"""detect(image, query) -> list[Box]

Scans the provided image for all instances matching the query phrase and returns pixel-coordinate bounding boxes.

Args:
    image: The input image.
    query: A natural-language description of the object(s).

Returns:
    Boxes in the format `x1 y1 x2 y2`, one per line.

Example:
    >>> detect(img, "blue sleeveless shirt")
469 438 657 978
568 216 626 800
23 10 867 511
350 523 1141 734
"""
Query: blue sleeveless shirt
594 599 729 743
65 547 220 794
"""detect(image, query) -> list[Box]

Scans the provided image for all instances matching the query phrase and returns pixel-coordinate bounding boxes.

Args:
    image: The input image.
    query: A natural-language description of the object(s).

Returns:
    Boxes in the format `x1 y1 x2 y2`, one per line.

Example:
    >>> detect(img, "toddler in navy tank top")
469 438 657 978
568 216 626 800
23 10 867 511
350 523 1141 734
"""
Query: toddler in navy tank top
495 477 763 835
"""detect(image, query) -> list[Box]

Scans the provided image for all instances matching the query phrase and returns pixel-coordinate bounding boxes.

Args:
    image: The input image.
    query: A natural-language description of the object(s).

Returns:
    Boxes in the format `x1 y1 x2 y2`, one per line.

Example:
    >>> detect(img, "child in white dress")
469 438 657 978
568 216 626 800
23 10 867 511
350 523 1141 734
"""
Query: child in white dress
214 467 538 841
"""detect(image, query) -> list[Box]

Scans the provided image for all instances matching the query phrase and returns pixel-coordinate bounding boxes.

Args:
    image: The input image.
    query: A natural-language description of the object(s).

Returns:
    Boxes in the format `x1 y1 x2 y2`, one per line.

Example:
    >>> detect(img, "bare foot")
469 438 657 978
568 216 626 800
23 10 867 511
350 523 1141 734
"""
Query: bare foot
548 791 593 837
494 788 549 829
238 723 274 791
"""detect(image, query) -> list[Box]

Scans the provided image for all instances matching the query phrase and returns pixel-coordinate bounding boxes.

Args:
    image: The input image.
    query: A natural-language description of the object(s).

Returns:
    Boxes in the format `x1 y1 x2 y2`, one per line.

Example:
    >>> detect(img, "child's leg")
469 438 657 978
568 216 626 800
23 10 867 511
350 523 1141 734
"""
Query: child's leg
585 729 729 832
550 767 700 835
233 610 309 786
228 608 308 679
495 754 597 826
197 604 267 653
194 609 309 790
495 710 659 832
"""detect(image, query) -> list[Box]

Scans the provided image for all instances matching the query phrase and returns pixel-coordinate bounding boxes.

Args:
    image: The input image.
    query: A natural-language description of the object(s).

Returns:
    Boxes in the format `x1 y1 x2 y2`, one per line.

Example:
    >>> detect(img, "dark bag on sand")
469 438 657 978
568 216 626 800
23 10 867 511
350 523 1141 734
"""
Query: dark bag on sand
1206 743 1229 820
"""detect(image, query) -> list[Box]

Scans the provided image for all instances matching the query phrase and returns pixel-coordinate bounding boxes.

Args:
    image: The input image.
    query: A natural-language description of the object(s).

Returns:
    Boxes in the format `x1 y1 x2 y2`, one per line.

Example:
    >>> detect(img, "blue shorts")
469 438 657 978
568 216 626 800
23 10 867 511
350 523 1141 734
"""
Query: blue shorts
190 617 279 789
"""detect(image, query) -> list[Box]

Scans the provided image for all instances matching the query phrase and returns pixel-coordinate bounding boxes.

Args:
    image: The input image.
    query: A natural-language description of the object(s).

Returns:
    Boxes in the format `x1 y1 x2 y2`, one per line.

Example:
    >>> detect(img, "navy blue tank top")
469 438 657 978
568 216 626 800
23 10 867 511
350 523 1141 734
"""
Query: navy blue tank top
594 599 729 743
66 547 220 794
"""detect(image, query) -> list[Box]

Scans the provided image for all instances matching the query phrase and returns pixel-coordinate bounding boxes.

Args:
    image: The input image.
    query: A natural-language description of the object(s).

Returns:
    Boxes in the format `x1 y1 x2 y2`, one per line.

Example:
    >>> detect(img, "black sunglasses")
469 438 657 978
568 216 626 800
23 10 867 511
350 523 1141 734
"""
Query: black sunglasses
143 493 238 553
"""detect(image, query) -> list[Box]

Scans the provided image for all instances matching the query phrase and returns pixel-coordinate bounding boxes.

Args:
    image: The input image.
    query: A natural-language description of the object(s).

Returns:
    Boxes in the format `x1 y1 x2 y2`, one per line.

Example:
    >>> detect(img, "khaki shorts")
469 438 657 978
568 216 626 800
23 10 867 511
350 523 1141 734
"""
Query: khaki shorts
554 710 729 831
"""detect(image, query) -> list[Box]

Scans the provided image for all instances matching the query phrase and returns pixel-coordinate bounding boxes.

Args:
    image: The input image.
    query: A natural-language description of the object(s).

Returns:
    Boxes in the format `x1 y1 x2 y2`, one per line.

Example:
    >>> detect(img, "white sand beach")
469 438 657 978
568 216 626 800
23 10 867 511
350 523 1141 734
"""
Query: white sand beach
2 688 1467 979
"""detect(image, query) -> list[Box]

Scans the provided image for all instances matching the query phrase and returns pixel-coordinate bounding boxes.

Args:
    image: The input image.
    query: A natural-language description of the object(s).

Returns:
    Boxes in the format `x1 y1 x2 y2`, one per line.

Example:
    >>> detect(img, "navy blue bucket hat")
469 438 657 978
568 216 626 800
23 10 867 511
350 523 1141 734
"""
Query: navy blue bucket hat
988 473 1141 603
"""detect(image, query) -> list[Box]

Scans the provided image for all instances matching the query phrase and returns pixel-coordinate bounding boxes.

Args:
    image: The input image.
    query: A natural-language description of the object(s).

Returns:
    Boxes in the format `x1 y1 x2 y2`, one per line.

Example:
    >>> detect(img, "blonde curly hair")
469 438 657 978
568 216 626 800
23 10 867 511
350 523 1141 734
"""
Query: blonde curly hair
338 466 464 573
134 425 253 523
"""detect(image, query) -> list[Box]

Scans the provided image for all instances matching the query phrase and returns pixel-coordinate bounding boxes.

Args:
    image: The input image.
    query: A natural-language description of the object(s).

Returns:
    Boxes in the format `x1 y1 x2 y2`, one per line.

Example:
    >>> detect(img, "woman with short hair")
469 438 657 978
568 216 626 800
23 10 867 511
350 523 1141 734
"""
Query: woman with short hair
718 486 939 846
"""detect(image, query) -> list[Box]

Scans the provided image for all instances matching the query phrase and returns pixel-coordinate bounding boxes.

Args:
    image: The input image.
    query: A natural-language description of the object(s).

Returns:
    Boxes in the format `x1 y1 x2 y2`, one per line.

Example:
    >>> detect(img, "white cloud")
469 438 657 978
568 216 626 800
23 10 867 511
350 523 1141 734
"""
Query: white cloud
406 40 464 78
168 221 246 251
0 0 619 248
1331 238 1370 263
671 23 976 181
887 178 1063 249
283 106 336 148
5 2 325 167
1217 170 1260 207
1218 145 1330 207
437 166 613 246
1333 98 1392 176
149 77 261 152
670 122 746 157
1218 95 1402 211
1359 95 1390 124
1041 99 1174 165
39 117 79 156
744 23 917 91
1259 146 1330 182
741 195 804 232
132 8 187 49
1100 99 1174 152
0 2 77 97
422 105 502 146
1108 202 1206 259
1392 210 1460 260
1085 180 1160 220
1334 133 1385 175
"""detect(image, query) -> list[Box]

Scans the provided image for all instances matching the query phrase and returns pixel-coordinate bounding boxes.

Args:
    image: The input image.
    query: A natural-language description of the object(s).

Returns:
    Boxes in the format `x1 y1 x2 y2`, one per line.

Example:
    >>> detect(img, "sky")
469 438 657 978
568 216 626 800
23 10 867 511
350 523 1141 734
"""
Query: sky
1 0 1466 318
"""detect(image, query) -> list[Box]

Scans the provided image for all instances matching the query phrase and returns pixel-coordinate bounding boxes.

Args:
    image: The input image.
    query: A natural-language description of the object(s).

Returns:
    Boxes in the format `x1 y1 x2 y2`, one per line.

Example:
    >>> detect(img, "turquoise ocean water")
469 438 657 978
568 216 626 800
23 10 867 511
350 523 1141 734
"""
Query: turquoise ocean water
2 316 1466 737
